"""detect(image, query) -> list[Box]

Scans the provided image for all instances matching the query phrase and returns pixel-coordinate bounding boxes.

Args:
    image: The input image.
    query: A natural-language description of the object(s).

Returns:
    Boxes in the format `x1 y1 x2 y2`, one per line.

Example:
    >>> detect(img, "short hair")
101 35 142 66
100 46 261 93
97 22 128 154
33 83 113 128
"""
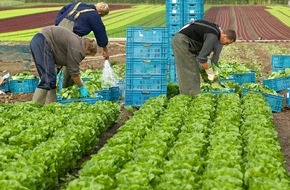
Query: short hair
95 2 109 16
223 29 236 42
84 38 97 56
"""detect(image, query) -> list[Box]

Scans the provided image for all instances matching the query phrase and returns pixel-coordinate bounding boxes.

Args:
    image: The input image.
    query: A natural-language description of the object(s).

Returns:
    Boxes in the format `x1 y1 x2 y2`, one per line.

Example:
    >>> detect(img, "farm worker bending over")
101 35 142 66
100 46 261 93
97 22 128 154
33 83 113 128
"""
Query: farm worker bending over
171 19 236 96
30 26 97 105
55 1 110 88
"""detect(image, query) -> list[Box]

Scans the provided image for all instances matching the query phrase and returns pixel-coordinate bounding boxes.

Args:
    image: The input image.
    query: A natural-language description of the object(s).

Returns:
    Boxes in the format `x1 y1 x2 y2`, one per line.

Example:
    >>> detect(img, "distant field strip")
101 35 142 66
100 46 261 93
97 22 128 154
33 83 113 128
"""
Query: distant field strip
267 6 290 27
1 4 289 42
0 4 165 41
99 9 166 38
0 28 40 42
0 7 61 19
104 5 165 29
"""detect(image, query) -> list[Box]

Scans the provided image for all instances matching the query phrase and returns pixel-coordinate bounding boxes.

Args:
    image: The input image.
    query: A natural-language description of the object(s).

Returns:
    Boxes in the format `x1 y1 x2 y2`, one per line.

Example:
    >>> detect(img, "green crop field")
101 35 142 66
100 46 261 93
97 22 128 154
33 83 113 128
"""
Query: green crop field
0 4 289 42
0 7 62 19
267 5 290 27
0 4 212 42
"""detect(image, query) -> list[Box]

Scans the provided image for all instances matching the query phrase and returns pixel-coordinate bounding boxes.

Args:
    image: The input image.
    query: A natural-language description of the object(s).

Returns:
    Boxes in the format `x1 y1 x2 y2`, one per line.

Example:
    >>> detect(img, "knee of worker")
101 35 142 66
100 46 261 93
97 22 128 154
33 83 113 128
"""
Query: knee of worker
30 33 45 51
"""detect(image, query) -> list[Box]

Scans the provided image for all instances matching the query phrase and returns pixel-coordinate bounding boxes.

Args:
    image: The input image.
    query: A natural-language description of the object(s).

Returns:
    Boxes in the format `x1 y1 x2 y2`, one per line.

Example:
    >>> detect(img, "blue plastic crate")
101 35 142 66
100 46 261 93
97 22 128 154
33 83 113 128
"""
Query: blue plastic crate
166 0 183 4
110 86 121 101
264 93 284 112
232 72 256 85
95 86 123 101
219 72 256 85
126 27 168 43
56 71 64 91
271 55 290 72
201 88 235 95
0 80 9 92
184 13 204 23
117 79 125 98
126 43 168 60
82 77 93 82
287 88 290 106
218 77 236 83
241 88 283 112
185 0 204 4
166 2 183 26
184 4 204 16
9 78 39 93
167 58 178 83
125 91 166 107
167 24 183 36
263 76 290 92
57 96 103 105
126 59 167 76
126 75 167 92
96 88 111 101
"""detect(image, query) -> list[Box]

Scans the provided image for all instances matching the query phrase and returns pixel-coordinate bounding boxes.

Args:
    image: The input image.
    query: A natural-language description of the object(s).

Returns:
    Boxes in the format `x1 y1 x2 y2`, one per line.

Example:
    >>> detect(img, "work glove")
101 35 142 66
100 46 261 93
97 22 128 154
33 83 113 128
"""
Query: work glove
214 68 219 76
78 85 89 98
205 68 215 82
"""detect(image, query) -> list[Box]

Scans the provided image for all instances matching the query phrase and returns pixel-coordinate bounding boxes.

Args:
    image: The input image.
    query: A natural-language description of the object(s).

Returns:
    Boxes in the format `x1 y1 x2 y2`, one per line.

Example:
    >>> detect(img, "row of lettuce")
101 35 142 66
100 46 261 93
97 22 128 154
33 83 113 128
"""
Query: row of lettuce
1 92 288 189
0 101 120 189
63 93 289 189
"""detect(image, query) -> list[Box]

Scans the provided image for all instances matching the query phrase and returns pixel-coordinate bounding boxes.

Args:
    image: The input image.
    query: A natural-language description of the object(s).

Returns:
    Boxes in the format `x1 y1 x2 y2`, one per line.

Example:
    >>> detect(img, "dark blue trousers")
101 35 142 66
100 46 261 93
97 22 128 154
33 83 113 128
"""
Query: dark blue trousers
30 33 56 90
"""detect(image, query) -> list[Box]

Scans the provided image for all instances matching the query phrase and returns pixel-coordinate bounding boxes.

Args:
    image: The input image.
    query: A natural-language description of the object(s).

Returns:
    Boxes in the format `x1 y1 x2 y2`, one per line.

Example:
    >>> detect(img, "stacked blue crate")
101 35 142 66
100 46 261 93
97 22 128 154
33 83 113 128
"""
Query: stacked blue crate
183 0 204 24
166 0 183 83
125 27 168 107
271 55 290 72
166 0 204 83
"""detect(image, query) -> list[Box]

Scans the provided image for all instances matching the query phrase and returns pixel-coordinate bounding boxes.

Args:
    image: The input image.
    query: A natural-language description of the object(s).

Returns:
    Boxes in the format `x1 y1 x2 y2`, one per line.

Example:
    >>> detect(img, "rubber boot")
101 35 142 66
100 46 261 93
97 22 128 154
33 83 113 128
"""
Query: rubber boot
45 89 57 104
32 88 48 105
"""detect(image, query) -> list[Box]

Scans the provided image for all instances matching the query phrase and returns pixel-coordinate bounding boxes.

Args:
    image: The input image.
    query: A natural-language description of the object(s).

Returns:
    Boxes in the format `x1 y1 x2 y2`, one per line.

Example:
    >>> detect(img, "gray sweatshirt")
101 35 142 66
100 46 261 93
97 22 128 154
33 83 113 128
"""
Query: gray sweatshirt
40 26 85 76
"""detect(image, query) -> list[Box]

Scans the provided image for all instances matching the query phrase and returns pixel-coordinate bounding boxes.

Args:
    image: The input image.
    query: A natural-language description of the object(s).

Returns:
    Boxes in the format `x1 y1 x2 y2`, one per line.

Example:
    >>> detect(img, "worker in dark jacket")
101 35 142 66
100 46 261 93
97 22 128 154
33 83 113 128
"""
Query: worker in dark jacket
30 26 97 105
55 1 109 88
171 19 236 96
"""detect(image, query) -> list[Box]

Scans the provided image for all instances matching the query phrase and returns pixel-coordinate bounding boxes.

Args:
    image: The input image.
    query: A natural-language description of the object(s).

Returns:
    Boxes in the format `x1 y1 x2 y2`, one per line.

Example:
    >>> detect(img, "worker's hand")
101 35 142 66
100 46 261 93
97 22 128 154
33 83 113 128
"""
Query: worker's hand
205 68 215 82
102 47 109 60
78 85 89 98
103 52 109 60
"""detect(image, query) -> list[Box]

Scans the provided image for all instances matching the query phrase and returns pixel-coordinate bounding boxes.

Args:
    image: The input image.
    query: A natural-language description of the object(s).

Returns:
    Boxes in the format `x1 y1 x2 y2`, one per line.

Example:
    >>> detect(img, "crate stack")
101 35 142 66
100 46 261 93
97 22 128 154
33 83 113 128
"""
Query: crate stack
270 54 290 72
166 0 204 83
263 54 290 108
263 54 290 92
125 27 168 107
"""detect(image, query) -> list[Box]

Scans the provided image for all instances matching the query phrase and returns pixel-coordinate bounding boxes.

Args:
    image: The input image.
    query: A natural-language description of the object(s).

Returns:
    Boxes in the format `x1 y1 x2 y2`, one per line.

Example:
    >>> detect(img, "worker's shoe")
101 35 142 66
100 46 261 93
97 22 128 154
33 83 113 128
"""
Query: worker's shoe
45 89 56 104
32 88 47 105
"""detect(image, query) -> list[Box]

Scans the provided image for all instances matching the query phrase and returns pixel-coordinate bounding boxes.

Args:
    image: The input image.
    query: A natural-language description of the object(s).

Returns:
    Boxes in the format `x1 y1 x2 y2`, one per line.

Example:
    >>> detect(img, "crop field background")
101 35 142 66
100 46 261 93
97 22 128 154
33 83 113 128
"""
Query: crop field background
0 4 290 41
